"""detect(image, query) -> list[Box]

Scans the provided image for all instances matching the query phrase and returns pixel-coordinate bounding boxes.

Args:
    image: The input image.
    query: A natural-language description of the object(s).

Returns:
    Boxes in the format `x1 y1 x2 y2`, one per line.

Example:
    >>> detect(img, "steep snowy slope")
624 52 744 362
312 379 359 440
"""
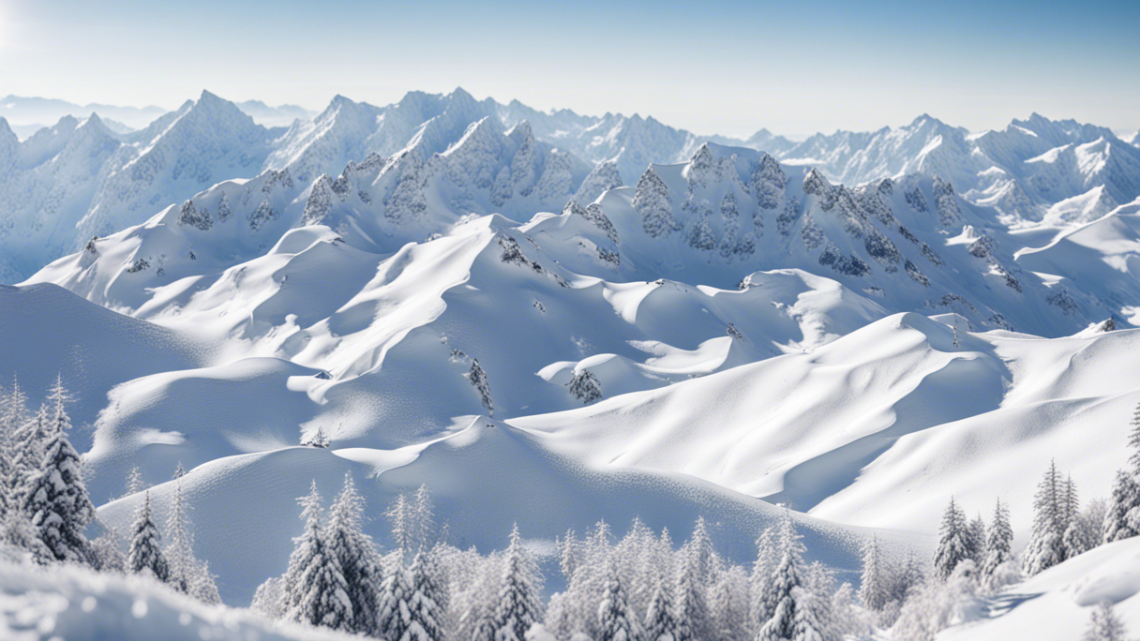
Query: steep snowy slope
511 314 1140 537
940 537 1140 641
0 283 212 437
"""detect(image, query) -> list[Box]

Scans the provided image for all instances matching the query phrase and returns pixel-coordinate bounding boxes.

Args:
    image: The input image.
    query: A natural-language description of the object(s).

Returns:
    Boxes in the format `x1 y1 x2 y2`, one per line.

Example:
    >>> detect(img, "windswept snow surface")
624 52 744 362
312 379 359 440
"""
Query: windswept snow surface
0 560 359 641
940 537 1140 641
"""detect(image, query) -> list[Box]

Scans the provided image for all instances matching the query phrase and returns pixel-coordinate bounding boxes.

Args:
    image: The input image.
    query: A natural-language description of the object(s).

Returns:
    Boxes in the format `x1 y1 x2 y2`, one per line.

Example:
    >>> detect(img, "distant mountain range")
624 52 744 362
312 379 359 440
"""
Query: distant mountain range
2 88 1140 285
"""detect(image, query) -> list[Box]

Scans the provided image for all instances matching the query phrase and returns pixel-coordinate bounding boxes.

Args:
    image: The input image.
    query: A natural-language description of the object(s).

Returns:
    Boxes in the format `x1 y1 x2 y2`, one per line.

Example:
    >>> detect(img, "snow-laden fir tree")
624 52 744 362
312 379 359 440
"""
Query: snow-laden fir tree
128 490 169 581
632 167 678 238
933 497 971 580
283 481 353 632
413 483 436 552
1083 601 1128 641
568 369 603 405
1104 469 1140 543
859 535 889 611
191 560 223 605
708 564 751 641
673 539 711 641
388 491 415 558
757 509 806 641
791 585 838 641
558 529 581 583
1104 403 1140 543
596 559 640 641
966 514 986 566
90 521 127 573
750 525 780 629
1023 460 1069 575
21 377 95 564
126 465 146 496
492 524 545 641
467 359 494 417
688 516 718 585
981 499 1013 583
1063 476 1094 560
165 475 196 593
378 557 415 641
404 549 447 641
644 573 677 641
325 473 384 636
8 387 47 508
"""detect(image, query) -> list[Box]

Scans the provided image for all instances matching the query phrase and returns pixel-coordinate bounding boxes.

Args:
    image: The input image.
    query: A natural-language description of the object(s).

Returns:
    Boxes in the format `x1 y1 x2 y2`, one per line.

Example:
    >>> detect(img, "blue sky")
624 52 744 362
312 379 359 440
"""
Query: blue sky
2 0 1137 137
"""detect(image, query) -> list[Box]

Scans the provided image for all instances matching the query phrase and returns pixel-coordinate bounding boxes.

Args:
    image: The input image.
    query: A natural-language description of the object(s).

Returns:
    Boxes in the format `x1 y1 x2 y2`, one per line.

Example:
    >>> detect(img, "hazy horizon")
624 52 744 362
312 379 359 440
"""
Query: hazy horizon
2 0 1138 138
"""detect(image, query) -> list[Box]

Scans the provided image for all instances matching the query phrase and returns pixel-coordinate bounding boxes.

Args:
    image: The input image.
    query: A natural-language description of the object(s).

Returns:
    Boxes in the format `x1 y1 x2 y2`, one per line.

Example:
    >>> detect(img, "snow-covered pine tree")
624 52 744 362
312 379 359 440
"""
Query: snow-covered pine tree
1023 461 1068 575
558 529 581 583
21 377 95 565
89 521 127 573
467 359 494 417
327 473 384 636
190 560 222 605
567 369 603 405
8 386 45 508
405 549 447 641
966 514 986 566
644 573 677 641
688 516 718 585
492 524 545 641
933 497 970 580
757 509 806 641
596 559 640 641
1063 476 1093 560
750 526 779 630
413 483 436 552
1083 601 1128 641
708 564 750 641
981 499 1013 583
165 476 196 593
859 535 889 611
1105 402 1140 543
128 490 169 581
388 491 415 559
632 167 678 238
283 481 353 632
377 558 415 641
126 466 146 496
1104 469 1140 543
673 540 711 641
792 585 838 641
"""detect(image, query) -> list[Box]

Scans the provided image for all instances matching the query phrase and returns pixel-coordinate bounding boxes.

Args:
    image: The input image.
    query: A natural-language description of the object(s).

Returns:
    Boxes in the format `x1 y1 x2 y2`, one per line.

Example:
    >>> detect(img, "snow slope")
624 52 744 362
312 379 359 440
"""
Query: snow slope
940 537 1140 641
0 560 359 641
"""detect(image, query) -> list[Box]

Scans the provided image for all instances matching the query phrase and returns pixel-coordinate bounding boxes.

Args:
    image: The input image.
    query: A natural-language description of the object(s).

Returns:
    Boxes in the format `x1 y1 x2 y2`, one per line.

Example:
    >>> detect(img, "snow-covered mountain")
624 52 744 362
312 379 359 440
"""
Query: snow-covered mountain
0 95 168 130
766 113 1140 225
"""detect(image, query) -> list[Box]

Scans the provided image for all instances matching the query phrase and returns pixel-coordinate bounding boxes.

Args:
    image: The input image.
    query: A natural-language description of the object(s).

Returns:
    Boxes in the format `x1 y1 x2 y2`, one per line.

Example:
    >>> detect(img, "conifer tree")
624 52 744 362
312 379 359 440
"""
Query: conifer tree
1083 601 1128 641
644 573 677 641
21 377 95 564
378 558 415 640
283 481 353 632
1104 469 1140 543
388 491 415 558
858 535 888 611
750 526 779 629
632 167 678 238
708 564 750 641
327 474 384 636
405 550 446 641
492 524 545 641
413 483 436 552
757 509 804 641
981 499 1013 582
673 540 710 641
165 476 196 593
966 514 986 566
128 490 169 581
1024 461 1068 575
933 497 970 580
597 559 640 641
